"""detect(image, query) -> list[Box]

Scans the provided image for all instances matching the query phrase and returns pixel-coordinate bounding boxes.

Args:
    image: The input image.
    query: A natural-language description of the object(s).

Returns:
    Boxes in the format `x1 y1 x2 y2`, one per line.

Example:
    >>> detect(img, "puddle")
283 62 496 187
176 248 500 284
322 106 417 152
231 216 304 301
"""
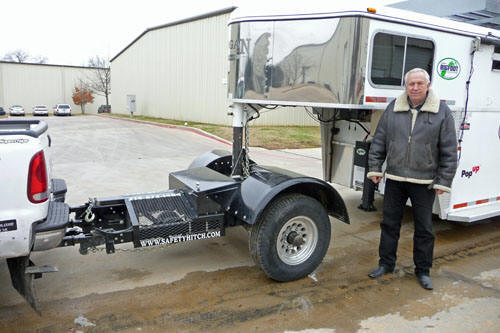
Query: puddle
284 329 335 333
74 314 96 327
473 268 500 289
357 297 500 332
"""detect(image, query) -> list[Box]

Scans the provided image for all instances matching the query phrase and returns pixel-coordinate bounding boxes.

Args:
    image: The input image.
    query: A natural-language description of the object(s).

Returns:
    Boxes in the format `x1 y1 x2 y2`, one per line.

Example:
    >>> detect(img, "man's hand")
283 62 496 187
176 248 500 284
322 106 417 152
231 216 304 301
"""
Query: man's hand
371 176 382 184
435 189 444 195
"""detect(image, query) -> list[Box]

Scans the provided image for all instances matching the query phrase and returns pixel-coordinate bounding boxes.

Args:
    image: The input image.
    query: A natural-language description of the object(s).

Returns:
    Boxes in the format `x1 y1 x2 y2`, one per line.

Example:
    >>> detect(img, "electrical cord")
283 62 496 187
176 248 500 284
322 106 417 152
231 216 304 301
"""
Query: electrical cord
304 106 370 138
346 119 370 134
258 104 279 110
304 106 337 123
230 104 263 177
304 107 320 124
458 49 475 161
247 104 261 121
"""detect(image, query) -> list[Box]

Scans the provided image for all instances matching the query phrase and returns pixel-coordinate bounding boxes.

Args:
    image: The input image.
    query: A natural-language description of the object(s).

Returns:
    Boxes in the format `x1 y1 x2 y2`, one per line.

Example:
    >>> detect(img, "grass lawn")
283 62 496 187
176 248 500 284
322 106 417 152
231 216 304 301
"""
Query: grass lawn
104 114 321 150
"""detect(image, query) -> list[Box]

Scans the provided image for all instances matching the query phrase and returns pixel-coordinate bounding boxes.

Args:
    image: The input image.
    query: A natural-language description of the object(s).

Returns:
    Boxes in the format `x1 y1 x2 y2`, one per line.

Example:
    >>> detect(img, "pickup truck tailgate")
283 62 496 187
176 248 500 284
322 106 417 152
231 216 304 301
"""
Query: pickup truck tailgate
0 120 66 258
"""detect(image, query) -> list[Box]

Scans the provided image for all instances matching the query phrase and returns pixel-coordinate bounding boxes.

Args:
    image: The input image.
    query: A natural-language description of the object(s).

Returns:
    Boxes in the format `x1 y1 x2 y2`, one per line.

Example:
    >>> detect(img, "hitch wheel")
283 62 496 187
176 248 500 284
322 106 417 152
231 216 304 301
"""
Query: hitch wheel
249 194 331 281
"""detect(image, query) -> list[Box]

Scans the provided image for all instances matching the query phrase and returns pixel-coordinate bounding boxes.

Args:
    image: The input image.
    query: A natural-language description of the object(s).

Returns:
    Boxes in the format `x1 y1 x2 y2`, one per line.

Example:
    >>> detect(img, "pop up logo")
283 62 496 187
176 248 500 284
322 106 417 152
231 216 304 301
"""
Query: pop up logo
461 165 480 178
437 58 461 80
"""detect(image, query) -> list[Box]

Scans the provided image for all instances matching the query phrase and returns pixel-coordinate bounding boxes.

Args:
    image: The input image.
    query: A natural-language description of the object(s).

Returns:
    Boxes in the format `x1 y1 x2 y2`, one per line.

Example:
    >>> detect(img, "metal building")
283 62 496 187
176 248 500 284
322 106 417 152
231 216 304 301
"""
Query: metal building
390 0 500 30
110 7 317 126
0 61 106 114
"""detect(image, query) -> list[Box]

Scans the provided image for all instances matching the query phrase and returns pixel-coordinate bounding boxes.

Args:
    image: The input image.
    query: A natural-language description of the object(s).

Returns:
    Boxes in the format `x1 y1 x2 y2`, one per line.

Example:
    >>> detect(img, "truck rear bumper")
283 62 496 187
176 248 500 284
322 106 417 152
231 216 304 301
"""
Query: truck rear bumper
33 179 70 251
51 178 67 202
34 228 66 251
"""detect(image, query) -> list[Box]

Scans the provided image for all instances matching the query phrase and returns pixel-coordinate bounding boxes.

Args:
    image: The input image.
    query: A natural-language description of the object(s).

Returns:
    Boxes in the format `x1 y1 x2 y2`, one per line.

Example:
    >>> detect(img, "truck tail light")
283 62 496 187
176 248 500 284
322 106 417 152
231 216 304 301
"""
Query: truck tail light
27 150 49 203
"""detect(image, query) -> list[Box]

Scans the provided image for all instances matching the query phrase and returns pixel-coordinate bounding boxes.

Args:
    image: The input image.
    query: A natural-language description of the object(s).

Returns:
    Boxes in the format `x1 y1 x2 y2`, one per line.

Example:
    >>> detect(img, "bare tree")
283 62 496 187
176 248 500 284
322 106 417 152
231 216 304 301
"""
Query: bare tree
2 49 30 62
86 55 111 106
31 55 48 64
281 52 304 86
2 49 48 64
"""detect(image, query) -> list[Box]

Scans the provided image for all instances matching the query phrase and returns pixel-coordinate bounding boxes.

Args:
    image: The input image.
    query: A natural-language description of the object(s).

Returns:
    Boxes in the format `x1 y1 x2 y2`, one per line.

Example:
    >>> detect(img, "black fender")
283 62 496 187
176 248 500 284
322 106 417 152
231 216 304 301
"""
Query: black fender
188 150 255 176
211 164 349 225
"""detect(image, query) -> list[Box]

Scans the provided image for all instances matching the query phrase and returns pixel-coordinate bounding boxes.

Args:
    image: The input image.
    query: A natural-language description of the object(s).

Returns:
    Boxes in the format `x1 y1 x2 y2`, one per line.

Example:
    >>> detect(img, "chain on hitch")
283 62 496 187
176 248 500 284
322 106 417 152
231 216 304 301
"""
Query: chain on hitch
84 198 96 222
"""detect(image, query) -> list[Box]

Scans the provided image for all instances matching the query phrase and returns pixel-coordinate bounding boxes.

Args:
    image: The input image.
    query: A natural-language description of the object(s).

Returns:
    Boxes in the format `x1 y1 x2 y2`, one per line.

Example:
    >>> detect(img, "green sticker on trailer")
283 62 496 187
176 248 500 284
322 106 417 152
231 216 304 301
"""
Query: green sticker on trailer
437 58 461 80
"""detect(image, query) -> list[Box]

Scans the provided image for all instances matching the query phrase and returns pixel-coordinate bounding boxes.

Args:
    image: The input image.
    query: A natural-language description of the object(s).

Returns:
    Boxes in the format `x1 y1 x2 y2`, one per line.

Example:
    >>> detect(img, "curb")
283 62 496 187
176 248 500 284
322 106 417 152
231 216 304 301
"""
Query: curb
98 114 232 146
96 115 321 162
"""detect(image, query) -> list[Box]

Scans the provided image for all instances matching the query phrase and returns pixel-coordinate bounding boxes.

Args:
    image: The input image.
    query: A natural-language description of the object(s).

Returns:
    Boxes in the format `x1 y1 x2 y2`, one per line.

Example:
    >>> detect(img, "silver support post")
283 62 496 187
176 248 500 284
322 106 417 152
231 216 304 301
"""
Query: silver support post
232 103 244 178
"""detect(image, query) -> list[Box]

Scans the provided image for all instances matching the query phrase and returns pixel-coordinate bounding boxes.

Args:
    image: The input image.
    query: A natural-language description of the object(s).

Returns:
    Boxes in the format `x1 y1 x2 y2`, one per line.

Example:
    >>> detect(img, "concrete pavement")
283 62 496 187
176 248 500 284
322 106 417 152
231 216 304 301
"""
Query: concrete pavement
1 115 499 332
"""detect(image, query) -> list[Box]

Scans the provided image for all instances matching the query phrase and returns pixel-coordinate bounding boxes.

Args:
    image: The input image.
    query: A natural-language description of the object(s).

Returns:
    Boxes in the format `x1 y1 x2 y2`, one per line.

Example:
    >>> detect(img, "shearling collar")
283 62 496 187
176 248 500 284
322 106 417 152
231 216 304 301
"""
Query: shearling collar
393 89 440 113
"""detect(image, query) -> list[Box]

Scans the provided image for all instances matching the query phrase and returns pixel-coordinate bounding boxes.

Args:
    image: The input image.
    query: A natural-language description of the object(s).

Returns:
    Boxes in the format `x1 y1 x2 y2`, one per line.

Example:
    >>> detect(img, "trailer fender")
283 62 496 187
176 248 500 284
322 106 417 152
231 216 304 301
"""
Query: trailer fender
188 150 255 176
214 165 349 225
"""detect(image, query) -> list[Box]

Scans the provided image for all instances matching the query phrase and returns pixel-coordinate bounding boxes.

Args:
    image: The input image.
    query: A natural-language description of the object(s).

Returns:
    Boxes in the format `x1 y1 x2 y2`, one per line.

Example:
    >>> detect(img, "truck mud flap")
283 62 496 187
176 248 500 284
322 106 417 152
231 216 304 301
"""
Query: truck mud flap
6 256 41 315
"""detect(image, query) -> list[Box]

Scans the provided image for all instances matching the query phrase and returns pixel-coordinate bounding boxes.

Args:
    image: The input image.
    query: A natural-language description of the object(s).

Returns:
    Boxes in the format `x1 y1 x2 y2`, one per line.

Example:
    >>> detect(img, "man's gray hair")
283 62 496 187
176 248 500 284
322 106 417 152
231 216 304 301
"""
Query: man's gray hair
404 68 430 85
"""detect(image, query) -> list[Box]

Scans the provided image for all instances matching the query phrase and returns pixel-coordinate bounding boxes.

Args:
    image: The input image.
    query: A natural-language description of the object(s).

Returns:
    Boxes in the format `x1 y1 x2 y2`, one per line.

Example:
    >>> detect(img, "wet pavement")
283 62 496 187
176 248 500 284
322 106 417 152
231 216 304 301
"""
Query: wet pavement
1 116 499 332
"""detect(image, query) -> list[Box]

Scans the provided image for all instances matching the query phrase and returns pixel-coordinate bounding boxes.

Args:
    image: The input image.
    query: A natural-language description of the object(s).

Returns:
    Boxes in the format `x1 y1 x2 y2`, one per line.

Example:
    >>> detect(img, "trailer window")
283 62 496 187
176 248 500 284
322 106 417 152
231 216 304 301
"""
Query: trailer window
493 46 500 71
371 33 434 87
404 38 434 77
371 34 405 85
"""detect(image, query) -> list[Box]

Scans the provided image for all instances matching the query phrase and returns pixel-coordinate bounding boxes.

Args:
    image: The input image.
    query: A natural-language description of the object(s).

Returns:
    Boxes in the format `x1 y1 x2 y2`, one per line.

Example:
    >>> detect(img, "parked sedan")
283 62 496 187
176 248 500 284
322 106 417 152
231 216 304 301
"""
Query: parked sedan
9 105 25 116
0 107 5 116
32 105 49 116
54 104 72 116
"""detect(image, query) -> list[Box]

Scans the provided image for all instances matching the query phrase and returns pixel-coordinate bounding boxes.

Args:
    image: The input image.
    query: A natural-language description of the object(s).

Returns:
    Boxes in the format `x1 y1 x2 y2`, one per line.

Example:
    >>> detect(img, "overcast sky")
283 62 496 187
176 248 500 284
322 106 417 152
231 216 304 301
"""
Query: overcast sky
0 0 400 66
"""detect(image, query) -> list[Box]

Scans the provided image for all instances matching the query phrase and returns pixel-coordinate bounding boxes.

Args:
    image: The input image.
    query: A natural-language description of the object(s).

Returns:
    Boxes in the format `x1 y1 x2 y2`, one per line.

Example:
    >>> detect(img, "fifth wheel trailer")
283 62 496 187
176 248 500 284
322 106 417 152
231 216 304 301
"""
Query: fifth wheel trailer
227 4 500 223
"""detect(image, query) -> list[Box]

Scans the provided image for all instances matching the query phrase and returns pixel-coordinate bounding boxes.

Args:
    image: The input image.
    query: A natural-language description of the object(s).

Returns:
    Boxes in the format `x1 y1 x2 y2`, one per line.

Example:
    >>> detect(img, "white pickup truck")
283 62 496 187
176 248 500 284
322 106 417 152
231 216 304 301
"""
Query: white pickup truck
0 120 69 313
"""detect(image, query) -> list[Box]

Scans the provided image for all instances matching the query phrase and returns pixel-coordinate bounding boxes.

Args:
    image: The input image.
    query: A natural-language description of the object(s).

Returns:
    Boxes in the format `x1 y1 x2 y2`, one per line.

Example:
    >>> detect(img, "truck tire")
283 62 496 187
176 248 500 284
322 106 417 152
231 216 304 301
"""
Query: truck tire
249 194 331 281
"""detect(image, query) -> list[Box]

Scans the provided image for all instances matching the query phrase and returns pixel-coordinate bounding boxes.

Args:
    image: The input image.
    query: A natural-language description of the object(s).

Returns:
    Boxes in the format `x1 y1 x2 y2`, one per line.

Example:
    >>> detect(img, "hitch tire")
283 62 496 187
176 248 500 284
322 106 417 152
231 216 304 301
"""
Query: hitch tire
249 194 331 281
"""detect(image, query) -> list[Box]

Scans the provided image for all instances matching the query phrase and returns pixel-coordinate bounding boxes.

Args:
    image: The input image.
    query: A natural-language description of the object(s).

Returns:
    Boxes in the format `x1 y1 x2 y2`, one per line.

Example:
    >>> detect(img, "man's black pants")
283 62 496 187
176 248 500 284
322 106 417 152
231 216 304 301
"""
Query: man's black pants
379 179 436 275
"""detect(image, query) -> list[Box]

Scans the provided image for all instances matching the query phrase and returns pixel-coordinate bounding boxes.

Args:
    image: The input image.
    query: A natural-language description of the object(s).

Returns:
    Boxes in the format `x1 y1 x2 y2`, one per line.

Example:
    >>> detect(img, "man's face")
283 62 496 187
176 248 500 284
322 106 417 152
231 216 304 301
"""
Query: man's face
405 72 430 105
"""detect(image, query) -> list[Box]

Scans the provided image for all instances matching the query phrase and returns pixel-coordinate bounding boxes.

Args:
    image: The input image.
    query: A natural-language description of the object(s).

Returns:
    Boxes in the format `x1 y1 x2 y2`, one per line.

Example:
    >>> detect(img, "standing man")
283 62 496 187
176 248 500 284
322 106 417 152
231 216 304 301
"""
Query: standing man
367 68 458 290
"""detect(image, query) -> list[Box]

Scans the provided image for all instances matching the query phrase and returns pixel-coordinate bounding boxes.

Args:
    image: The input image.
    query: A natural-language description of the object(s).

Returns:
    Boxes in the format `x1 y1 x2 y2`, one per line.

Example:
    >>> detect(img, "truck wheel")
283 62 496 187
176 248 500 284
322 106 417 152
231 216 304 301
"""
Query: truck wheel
249 194 331 281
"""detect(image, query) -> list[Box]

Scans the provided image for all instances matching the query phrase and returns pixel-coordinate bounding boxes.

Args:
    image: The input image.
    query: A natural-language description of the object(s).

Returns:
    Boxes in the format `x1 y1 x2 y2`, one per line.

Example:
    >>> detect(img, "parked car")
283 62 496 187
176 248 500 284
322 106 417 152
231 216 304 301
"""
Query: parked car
9 105 25 116
32 105 49 116
0 107 5 116
54 104 71 116
97 104 111 113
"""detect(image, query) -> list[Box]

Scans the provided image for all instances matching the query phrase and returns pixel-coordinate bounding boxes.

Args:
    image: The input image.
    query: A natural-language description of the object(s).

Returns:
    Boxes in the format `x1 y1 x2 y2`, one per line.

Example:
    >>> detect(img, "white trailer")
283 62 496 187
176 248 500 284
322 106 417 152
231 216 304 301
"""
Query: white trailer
227 4 500 223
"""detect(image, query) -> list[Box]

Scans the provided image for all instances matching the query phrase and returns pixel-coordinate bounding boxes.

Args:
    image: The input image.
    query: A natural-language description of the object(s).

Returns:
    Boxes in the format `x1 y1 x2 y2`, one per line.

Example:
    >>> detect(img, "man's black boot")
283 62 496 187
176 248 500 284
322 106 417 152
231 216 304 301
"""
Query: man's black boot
417 274 433 290
368 266 393 278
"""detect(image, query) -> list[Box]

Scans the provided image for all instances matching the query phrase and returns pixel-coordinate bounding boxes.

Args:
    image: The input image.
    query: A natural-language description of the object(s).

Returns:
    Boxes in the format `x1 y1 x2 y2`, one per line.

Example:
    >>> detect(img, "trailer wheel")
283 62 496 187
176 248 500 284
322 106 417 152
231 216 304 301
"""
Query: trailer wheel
249 194 331 281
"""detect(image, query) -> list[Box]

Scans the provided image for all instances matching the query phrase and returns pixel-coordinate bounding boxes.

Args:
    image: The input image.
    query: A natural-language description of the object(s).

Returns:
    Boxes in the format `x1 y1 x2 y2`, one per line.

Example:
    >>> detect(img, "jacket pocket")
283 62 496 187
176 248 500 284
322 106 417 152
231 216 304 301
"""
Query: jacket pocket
387 140 404 169
410 142 433 171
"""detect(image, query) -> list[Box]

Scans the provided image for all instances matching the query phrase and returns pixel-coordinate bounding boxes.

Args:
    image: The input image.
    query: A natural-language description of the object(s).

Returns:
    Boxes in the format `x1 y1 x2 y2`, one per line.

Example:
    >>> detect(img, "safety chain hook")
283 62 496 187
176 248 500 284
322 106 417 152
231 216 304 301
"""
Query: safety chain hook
84 198 96 222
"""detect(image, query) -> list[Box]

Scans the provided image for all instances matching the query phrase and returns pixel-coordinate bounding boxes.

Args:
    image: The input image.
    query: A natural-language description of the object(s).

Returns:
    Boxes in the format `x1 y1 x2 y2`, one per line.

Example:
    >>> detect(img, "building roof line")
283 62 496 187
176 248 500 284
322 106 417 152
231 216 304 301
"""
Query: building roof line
0 60 105 70
110 6 236 62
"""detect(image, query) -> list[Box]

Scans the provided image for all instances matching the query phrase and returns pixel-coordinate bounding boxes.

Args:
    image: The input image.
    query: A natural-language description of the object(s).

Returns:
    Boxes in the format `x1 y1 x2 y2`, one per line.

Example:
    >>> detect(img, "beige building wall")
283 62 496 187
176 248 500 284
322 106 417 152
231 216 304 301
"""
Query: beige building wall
0 62 106 114
110 9 318 126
